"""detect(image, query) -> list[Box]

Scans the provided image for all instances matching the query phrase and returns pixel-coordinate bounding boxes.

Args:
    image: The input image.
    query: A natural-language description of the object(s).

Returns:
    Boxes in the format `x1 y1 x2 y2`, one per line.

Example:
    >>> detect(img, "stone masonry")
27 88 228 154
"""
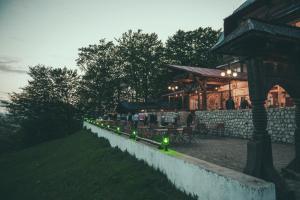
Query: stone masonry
194 107 296 144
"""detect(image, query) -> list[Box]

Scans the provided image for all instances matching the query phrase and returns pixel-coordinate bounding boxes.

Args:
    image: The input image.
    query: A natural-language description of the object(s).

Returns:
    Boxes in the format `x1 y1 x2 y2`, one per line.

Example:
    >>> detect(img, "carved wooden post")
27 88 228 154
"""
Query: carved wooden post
293 99 300 171
245 58 293 200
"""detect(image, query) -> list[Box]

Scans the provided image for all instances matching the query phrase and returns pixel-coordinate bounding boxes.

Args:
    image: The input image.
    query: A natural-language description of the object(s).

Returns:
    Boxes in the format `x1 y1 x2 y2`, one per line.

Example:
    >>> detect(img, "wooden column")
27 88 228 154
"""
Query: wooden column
181 93 184 110
294 99 300 170
287 98 300 174
197 89 201 110
202 80 207 110
244 58 293 200
220 92 223 109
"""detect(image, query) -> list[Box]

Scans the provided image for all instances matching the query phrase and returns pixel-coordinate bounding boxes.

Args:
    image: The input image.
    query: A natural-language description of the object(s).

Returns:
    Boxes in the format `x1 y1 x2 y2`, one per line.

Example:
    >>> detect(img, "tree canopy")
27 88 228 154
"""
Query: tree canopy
165 27 223 68
117 29 167 103
77 40 120 116
8 65 81 145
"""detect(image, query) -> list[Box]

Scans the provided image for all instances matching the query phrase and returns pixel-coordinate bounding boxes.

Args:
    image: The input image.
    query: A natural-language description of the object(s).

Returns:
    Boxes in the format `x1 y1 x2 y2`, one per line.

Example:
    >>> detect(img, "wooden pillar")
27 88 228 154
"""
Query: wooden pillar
202 80 207 110
181 93 184 110
287 54 300 174
294 99 300 170
287 98 300 173
220 92 223 109
244 58 293 200
197 89 201 110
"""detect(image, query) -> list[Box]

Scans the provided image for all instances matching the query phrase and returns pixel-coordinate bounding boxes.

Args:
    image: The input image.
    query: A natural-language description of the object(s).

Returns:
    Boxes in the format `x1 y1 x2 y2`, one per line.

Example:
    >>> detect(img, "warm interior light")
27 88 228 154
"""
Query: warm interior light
221 72 226 77
233 72 238 77
175 86 178 90
168 86 171 90
226 69 232 75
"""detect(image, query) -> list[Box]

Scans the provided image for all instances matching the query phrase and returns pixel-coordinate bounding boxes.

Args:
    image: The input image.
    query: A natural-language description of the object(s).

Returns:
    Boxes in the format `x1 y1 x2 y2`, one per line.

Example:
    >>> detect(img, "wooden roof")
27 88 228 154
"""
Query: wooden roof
168 64 247 80
211 18 300 56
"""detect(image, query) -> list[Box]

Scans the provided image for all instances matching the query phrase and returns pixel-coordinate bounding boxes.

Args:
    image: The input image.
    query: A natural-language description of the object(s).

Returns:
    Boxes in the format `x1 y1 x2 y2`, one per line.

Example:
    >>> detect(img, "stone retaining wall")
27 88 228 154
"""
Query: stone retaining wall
195 107 296 144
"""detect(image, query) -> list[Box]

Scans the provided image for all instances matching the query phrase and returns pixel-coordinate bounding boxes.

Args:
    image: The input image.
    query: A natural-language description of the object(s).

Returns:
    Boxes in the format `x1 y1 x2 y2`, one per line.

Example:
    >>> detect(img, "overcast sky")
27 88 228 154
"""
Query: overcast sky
0 0 244 100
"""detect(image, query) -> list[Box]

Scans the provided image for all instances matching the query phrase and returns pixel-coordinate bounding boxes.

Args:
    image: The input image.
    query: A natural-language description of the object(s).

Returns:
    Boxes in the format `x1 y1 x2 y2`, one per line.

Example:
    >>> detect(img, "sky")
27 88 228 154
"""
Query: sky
0 0 245 101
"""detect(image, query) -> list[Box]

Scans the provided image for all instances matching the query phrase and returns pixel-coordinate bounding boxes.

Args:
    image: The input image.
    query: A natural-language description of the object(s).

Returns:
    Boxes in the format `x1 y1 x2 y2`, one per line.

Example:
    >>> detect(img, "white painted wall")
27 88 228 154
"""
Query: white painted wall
84 122 276 200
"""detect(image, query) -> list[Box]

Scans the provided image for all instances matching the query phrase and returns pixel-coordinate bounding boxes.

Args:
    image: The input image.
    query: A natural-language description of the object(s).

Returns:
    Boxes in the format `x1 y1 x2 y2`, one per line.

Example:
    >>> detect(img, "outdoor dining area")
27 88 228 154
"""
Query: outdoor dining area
97 110 226 147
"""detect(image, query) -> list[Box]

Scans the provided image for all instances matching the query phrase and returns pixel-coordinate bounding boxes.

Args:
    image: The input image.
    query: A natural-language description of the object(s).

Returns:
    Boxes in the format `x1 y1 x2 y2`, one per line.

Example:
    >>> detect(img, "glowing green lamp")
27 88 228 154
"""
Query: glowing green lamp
161 135 170 151
130 130 137 140
116 127 121 134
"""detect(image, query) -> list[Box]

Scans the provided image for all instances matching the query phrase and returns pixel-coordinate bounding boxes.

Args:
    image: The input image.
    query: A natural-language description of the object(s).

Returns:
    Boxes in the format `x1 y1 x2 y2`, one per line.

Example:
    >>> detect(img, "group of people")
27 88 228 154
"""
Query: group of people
225 97 250 110
127 112 158 129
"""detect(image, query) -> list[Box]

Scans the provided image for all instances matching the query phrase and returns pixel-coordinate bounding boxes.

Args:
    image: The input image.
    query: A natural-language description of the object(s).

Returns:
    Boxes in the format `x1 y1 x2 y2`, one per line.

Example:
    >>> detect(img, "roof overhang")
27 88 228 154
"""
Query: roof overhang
168 64 248 81
212 18 300 57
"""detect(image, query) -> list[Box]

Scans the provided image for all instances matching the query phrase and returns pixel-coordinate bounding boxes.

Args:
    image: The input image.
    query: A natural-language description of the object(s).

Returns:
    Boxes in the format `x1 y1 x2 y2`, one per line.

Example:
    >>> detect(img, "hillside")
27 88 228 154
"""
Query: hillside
0 130 195 200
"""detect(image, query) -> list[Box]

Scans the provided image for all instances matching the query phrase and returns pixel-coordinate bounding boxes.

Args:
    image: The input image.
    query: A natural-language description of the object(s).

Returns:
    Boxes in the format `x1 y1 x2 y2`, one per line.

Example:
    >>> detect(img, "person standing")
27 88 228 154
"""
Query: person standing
225 97 235 110
186 111 195 127
240 97 250 109
132 113 139 129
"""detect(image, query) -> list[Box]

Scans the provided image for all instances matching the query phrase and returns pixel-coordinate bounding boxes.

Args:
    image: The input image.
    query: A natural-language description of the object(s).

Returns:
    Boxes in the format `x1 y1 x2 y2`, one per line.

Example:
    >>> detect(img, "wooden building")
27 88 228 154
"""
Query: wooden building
163 64 248 111
163 62 294 111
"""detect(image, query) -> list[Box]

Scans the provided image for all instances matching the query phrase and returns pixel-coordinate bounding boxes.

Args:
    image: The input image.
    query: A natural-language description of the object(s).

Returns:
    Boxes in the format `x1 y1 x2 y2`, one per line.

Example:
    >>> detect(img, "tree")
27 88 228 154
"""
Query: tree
117 29 168 103
7 65 81 145
77 40 120 116
165 27 223 68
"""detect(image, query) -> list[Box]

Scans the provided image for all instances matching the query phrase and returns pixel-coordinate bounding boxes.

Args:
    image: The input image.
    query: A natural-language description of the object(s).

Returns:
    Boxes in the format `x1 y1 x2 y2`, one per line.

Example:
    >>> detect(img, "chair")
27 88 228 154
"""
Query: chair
195 122 208 135
210 123 225 136
167 127 183 144
183 127 193 143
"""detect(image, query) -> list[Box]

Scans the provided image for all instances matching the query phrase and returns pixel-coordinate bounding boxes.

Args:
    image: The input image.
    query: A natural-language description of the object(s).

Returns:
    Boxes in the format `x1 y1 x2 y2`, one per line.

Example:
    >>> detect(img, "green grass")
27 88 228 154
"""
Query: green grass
0 130 196 200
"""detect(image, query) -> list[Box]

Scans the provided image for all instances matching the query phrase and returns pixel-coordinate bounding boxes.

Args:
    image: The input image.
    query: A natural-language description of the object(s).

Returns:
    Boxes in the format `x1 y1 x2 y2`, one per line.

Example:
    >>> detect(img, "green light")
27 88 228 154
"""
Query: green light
163 137 169 145
161 135 170 151
101 123 104 126
107 125 110 128
130 130 137 140
117 127 120 131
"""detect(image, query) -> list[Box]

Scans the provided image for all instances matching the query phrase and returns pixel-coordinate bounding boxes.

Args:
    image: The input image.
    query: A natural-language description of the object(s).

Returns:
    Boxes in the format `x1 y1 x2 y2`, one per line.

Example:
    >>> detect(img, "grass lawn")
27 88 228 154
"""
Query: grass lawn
0 130 196 200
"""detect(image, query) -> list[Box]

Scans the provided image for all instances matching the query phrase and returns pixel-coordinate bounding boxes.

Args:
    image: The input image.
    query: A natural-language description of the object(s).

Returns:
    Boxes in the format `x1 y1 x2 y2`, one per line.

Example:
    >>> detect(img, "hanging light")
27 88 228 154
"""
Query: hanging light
175 86 178 90
221 72 226 77
168 86 171 90
233 72 238 77
226 69 232 75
